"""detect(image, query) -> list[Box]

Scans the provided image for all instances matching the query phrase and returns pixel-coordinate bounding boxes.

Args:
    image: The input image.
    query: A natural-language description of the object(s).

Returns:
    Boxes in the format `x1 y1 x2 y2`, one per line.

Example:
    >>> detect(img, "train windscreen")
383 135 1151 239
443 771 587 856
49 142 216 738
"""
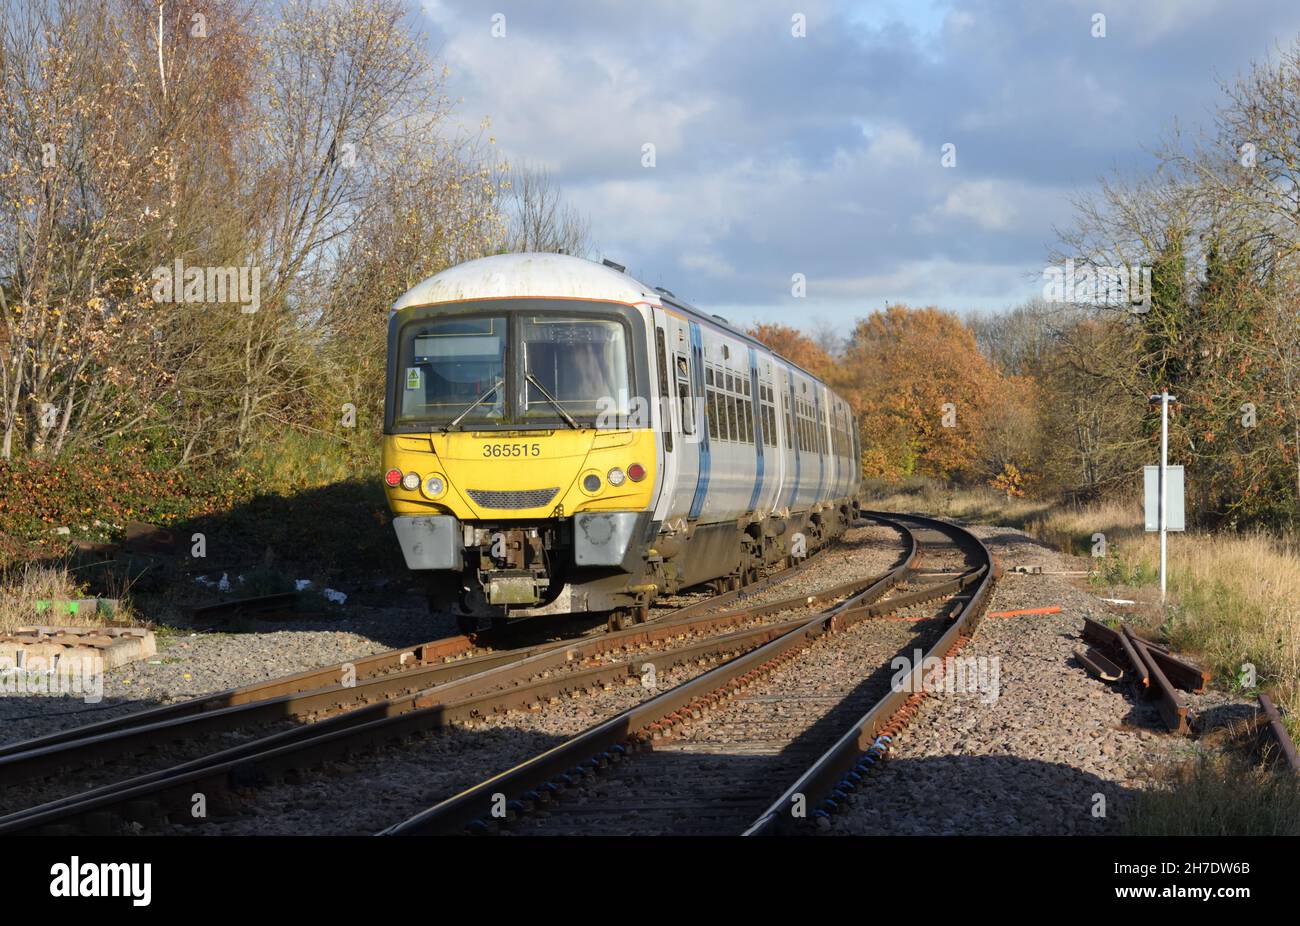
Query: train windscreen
520 316 631 422
398 315 507 425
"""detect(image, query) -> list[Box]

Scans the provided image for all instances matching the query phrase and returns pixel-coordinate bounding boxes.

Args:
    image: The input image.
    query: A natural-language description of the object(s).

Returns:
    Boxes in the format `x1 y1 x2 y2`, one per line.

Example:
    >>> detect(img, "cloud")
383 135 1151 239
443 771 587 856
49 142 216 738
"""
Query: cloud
417 0 1300 331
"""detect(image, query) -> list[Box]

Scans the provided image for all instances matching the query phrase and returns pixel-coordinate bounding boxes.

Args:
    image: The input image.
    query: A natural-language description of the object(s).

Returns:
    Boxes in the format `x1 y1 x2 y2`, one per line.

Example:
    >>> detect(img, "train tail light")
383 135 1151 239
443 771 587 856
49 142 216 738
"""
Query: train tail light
627 463 646 482
385 468 402 487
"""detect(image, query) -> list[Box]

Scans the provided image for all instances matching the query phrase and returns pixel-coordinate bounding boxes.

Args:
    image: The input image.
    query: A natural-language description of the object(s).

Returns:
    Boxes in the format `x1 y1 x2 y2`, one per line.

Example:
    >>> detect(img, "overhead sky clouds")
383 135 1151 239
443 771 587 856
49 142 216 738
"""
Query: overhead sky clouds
418 0 1300 331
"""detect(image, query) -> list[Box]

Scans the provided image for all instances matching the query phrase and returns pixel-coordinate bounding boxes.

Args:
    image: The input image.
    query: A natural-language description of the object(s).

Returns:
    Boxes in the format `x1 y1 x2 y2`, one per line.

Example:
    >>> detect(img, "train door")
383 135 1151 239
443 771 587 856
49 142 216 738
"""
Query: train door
761 359 785 515
812 386 826 503
685 321 710 520
745 347 765 517
782 365 801 510
662 315 699 521
826 401 837 499
649 310 679 526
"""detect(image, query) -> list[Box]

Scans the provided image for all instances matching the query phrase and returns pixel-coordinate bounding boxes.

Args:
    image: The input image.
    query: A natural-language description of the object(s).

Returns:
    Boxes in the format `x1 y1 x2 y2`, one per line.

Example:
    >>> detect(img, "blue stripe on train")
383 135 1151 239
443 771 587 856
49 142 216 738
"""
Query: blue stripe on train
688 322 710 519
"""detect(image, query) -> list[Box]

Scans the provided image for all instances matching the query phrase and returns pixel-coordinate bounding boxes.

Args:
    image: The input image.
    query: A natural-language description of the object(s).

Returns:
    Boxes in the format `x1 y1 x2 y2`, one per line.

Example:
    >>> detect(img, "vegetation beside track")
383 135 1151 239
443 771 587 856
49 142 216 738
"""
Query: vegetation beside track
1121 752 1300 837
0 448 402 630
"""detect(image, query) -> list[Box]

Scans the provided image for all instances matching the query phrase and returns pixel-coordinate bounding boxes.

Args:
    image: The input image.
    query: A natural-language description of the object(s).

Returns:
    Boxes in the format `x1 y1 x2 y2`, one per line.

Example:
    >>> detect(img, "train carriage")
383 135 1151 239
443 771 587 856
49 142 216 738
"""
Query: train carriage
382 253 861 633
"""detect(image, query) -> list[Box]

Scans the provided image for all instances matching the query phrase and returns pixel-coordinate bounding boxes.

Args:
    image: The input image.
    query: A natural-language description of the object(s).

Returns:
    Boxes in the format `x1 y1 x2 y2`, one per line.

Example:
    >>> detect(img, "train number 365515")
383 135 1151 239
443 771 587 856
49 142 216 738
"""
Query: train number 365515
481 443 543 458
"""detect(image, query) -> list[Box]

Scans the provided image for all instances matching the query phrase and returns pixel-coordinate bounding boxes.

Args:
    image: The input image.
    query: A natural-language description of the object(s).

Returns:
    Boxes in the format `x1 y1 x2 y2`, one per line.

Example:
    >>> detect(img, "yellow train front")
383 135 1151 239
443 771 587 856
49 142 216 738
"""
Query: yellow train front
383 253 861 634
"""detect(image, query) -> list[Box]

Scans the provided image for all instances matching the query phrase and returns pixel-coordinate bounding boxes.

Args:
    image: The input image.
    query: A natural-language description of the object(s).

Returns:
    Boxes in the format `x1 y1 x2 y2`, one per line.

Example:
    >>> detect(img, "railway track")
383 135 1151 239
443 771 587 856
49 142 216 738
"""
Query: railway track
380 512 995 836
0 522 905 835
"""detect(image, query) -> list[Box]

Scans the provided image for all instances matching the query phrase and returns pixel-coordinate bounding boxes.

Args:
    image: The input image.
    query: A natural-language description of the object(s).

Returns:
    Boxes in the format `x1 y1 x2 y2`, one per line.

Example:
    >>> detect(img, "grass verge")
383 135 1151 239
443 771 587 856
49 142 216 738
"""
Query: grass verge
1123 752 1300 836
0 562 134 633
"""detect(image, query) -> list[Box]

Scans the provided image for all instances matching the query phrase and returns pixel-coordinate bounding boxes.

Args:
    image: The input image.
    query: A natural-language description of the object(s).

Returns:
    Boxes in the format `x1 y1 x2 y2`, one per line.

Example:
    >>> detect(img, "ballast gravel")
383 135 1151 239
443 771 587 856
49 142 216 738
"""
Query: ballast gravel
0 594 450 748
160 525 906 835
3 517 1245 836
825 520 1250 836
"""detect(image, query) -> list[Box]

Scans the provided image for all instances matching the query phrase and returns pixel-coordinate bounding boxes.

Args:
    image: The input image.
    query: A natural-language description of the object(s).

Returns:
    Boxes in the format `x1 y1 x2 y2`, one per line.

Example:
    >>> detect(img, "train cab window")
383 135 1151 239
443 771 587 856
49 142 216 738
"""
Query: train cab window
522 316 630 421
398 315 507 425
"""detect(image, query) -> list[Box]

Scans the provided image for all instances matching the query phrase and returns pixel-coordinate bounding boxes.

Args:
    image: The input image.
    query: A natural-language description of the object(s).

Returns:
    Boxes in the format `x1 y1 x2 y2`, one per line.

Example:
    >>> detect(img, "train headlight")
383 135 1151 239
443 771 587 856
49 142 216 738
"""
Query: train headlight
422 474 446 499
627 463 646 482
385 468 403 488
582 473 602 493
607 467 626 487
400 472 421 491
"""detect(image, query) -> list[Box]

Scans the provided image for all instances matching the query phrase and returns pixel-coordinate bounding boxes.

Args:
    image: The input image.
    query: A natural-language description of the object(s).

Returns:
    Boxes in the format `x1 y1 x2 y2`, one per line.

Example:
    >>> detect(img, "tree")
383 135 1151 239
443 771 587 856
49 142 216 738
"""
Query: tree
839 305 1004 481
746 323 834 379
0 0 258 460
0 0 528 468
502 164 590 256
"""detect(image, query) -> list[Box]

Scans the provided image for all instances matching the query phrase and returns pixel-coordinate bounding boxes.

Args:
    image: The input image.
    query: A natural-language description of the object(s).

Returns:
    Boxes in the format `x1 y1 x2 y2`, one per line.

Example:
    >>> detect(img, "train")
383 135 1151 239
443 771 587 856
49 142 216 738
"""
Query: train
381 253 862 633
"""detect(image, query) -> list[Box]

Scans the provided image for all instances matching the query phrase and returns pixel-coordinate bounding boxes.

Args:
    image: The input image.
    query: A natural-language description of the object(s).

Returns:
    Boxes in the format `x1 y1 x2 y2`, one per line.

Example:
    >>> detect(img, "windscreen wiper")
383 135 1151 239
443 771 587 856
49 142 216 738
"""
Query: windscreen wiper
445 378 503 431
525 372 580 430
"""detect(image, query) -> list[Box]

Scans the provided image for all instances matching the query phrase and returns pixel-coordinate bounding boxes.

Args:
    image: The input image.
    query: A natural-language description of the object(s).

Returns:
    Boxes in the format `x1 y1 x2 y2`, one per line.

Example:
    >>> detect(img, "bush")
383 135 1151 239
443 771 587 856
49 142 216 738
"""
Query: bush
0 450 256 551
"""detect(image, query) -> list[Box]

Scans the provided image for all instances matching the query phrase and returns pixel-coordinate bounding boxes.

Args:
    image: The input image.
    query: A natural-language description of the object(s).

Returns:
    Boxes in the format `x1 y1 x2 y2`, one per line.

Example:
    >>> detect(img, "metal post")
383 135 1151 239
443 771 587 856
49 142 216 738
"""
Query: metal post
1150 391 1176 603
1159 393 1168 602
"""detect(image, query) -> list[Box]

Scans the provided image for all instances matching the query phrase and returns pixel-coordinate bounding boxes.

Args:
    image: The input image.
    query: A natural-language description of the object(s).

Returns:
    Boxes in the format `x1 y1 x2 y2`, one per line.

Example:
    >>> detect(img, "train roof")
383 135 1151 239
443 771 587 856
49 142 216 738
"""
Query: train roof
390 253 655 311
391 253 838 397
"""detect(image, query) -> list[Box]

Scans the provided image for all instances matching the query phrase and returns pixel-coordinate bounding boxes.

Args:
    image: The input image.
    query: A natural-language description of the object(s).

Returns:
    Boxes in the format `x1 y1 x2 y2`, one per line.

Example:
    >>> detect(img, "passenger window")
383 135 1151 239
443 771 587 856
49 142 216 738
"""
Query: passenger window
655 328 672 452
675 353 694 436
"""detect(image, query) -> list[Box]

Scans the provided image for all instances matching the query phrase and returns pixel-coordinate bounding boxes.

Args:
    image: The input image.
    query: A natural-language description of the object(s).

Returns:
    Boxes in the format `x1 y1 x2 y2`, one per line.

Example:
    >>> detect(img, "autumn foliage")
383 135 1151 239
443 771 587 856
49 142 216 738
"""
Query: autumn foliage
750 305 1013 483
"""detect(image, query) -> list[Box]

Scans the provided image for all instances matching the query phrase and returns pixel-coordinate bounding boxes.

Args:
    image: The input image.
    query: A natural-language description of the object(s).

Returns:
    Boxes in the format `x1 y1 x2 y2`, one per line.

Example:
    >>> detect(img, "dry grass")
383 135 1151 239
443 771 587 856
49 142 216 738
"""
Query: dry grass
1123 751 1300 836
0 563 102 633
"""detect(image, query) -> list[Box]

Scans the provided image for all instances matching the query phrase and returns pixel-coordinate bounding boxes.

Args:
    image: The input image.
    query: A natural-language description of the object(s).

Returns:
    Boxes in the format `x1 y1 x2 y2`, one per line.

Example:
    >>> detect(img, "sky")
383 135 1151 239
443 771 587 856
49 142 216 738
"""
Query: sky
417 0 1300 334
